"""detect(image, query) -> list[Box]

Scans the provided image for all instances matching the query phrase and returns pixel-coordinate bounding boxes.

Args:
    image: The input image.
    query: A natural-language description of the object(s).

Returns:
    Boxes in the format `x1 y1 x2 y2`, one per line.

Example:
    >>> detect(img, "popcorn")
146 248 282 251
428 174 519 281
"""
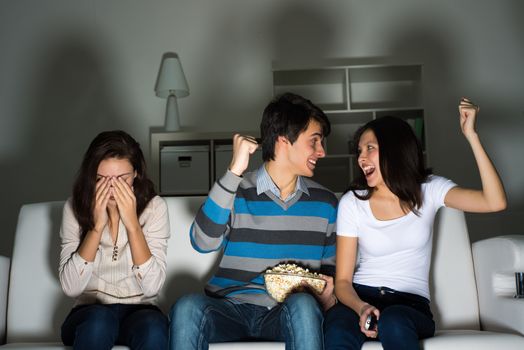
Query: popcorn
264 263 326 302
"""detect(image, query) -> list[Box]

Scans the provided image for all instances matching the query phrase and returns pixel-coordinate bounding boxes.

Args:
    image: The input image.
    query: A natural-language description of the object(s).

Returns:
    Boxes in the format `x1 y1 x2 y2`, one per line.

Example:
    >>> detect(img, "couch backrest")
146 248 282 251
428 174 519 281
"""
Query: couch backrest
8 201 69 343
157 197 221 310
6 198 480 342
429 207 480 330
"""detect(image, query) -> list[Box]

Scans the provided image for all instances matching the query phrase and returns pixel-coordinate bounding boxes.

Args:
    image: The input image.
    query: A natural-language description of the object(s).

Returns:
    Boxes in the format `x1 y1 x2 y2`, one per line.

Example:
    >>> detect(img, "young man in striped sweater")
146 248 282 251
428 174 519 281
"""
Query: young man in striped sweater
169 93 338 350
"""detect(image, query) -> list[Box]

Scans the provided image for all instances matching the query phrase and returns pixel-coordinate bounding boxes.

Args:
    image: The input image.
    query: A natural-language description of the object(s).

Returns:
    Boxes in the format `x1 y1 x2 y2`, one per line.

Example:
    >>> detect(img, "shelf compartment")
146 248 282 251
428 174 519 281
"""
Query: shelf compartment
273 68 347 111
348 65 422 110
326 112 373 155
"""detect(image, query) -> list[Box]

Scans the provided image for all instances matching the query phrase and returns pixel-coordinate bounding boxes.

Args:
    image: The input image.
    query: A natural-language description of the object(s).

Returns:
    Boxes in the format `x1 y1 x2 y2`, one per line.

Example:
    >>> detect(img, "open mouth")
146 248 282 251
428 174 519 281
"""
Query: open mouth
308 159 317 169
362 165 375 178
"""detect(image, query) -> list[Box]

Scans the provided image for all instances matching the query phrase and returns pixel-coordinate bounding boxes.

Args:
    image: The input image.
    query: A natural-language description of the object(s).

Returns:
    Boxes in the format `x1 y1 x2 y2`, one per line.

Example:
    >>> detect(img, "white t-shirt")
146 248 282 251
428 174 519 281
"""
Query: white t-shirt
337 175 456 300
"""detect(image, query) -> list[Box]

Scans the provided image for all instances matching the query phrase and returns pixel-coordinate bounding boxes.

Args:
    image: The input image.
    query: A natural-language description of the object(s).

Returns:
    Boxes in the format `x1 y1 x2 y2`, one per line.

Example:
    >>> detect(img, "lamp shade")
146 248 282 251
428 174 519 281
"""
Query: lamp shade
155 52 189 98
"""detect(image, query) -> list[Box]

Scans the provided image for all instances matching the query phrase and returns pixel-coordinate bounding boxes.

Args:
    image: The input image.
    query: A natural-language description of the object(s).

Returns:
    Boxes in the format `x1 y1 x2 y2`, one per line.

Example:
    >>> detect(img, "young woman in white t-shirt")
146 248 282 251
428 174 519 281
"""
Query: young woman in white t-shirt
324 98 506 350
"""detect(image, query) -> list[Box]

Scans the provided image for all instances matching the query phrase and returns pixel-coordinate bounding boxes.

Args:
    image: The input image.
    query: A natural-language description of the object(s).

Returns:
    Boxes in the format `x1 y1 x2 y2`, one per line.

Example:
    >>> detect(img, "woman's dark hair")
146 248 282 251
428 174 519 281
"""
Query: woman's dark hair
72 130 156 239
350 116 431 214
260 92 331 162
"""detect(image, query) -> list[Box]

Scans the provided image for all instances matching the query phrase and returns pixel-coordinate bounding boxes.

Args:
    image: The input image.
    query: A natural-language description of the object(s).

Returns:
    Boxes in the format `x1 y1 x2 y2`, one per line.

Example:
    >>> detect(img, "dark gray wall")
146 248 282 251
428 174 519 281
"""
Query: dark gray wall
1 0 523 257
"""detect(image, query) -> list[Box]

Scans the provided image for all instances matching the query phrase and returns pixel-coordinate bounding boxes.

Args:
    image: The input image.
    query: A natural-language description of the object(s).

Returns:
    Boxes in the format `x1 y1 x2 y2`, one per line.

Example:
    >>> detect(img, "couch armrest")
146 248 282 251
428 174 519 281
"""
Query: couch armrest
0 255 10 345
473 235 524 336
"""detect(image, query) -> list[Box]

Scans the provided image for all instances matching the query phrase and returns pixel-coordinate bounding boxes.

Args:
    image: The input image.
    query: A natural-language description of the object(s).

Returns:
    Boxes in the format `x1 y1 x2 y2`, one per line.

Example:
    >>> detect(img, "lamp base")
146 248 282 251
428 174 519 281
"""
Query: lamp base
165 95 181 131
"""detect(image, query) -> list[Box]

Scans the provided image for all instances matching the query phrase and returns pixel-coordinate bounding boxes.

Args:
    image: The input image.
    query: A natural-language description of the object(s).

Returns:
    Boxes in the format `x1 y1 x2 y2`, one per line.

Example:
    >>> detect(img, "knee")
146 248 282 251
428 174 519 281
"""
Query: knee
138 313 168 348
119 308 168 350
169 294 207 323
137 310 168 337
281 293 324 348
169 294 215 348
286 293 321 312
283 293 322 325
378 306 413 338
76 305 118 342
169 294 206 321
324 303 358 332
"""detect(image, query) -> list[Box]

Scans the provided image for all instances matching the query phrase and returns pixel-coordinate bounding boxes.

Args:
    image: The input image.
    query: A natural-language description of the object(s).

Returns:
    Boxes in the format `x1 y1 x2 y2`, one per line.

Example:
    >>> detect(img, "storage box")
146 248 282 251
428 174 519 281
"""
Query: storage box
160 145 210 195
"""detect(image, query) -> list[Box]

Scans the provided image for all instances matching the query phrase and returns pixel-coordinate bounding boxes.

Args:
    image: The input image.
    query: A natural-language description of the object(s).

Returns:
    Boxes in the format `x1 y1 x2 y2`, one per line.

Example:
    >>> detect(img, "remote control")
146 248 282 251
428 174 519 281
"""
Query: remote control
365 314 377 331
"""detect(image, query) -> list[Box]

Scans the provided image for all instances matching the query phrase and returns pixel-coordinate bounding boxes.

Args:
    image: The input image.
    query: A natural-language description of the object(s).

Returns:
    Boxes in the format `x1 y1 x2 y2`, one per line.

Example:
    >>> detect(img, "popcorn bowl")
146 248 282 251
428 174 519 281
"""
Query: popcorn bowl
263 272 326 303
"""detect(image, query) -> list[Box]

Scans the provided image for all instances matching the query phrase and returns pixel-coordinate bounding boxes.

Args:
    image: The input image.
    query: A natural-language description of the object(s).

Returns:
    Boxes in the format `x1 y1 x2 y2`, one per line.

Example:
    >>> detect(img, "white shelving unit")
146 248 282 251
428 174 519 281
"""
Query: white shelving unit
273 61 426 192
151 60 426 196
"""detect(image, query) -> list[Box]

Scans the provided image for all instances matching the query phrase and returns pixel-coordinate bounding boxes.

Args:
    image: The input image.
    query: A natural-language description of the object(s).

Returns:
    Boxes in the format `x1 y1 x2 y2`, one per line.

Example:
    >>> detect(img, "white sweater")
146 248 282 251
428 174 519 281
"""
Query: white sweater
59 196 170 305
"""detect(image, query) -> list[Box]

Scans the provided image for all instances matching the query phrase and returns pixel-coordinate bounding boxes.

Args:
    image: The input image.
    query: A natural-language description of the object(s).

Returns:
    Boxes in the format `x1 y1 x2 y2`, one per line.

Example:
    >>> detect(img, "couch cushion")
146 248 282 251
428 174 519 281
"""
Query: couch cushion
7 202 72 343
429 208 480 330
420 330 524 349
157 196 220 311
2 331 524 350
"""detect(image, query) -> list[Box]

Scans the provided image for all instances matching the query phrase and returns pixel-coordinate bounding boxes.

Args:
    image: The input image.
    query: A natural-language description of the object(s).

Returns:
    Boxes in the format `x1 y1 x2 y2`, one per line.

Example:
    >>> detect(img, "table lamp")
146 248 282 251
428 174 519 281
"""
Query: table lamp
155 52 189 131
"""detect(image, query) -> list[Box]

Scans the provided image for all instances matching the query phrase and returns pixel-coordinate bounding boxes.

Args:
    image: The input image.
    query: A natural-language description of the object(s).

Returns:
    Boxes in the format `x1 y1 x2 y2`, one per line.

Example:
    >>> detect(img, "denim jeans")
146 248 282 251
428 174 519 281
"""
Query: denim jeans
324 284 435 350
61 303 168 350
169 292 324 350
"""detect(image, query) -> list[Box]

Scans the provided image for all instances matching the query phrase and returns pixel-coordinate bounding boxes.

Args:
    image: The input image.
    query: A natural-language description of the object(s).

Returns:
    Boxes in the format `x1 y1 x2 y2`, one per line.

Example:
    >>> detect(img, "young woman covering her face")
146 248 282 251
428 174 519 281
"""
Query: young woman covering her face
324 98 507 350
59 130 170 350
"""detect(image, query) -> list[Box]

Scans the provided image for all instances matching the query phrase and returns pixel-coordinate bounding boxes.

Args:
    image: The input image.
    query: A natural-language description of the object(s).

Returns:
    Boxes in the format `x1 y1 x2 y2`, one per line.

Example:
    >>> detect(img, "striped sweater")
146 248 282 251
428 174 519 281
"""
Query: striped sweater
190 169 338 308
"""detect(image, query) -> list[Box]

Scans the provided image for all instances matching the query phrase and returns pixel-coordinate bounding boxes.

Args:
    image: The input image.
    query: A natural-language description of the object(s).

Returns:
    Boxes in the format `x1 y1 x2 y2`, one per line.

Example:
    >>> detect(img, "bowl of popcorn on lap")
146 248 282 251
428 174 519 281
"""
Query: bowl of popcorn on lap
263 263 326 302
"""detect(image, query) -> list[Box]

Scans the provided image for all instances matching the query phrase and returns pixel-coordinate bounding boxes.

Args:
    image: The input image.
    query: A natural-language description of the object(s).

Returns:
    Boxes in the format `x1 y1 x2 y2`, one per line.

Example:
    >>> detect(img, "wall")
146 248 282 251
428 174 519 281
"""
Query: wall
1 0 523 257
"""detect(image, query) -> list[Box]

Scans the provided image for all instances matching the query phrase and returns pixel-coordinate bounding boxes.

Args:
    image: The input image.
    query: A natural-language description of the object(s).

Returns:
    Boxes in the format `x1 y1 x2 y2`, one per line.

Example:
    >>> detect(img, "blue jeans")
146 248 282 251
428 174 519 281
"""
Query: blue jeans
169 292 324 350
61 303 168 350
324 284 435 350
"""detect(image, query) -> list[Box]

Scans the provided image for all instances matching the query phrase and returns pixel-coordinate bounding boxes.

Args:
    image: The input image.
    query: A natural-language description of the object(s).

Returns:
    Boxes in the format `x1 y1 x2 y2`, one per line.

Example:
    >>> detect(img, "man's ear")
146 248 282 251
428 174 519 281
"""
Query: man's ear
278 135 289 144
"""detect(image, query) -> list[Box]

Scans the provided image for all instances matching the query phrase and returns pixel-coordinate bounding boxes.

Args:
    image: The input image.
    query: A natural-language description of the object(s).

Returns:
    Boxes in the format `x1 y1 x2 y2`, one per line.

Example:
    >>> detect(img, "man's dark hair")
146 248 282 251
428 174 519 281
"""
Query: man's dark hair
260 92 330 162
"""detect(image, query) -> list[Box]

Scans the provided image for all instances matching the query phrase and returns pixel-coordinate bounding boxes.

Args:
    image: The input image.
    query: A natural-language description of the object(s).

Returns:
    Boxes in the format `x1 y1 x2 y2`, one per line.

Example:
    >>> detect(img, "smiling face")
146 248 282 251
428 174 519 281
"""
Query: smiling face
96 157 136 204
285 119 326 177
357 129 384 188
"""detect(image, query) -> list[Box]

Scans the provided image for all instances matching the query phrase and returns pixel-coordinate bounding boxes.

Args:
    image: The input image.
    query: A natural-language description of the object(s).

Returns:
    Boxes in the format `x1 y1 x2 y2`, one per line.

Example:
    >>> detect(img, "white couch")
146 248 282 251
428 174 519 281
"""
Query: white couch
1 197 523 349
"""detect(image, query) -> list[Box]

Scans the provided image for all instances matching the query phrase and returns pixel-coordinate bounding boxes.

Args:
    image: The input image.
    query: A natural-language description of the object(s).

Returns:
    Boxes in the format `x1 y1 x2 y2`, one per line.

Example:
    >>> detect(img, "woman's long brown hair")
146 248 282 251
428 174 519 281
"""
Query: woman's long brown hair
72 130 156 241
